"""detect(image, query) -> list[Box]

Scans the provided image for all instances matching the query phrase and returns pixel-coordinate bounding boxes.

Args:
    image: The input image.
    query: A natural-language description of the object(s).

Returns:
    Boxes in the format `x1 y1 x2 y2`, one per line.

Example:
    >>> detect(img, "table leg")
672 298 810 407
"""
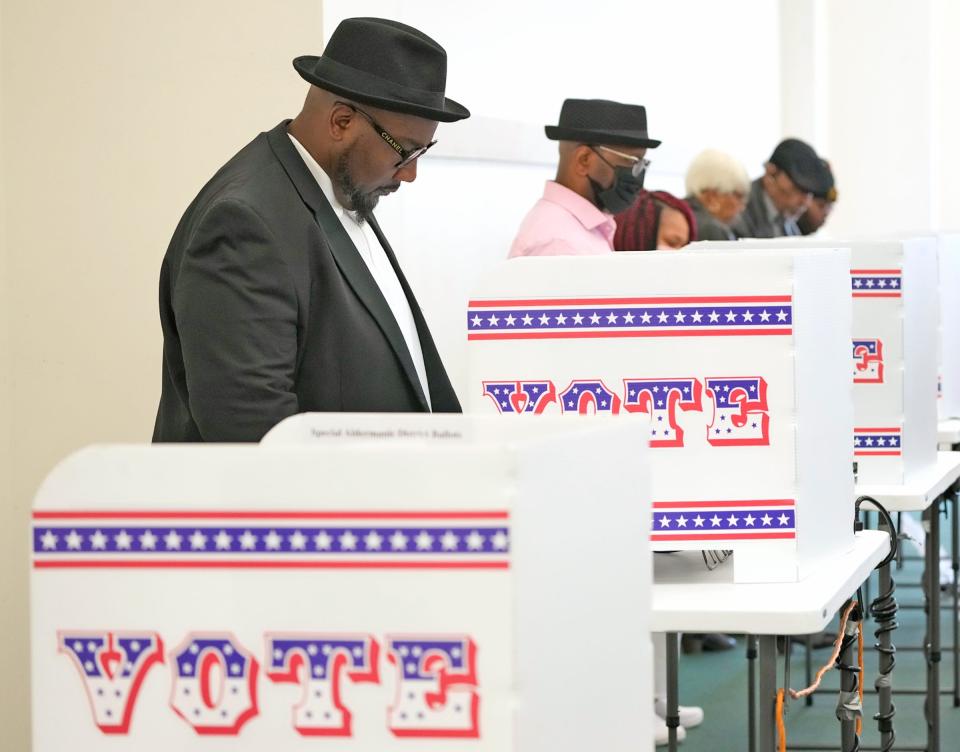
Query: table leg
863 509 872 607
838 602 859 752
758 635 777 752
665 631 680 752
925 503 942 752
874 517 897 752
952 485 959 707
897 511 904 570
747 634 757 752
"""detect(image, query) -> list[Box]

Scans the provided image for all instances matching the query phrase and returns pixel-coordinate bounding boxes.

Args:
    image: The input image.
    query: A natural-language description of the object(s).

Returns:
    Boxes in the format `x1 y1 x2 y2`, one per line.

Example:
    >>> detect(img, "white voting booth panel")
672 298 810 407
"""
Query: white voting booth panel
465 250 853 585
31 416 652 752
691 237 939 484
939 233 960 419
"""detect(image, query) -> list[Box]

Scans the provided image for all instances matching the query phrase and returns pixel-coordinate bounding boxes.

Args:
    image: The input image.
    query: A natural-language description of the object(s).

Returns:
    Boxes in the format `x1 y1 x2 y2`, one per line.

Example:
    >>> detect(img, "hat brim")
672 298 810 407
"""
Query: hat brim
780 170 821 195
294 56 469 123
544 125 661 148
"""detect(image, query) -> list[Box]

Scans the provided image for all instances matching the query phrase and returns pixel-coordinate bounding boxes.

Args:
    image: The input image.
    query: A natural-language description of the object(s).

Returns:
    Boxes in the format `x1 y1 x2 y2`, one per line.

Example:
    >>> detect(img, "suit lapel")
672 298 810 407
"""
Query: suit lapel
266 122 429 410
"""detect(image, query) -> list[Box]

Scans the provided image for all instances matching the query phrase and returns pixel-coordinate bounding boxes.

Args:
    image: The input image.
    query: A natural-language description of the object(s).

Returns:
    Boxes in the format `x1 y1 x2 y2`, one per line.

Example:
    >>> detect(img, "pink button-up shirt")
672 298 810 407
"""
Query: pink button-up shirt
509 181 616 258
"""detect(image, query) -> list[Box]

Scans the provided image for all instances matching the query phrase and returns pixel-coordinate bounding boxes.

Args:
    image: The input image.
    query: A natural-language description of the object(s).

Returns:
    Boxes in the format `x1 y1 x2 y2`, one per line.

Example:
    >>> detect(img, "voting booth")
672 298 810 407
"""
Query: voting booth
843 236 937 483
31 415 652 751
938 232 960 419
465 250 854 584
691 236 939 484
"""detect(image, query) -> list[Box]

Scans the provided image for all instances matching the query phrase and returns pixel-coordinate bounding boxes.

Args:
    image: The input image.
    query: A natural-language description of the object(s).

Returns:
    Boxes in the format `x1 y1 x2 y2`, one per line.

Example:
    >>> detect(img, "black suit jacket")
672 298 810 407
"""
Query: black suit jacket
731 178 799 239
153 121 460 442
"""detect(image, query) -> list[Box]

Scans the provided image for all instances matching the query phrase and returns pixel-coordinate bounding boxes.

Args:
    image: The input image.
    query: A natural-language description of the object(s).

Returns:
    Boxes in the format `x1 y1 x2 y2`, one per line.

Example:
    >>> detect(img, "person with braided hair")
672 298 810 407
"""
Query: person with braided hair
613 190 697 251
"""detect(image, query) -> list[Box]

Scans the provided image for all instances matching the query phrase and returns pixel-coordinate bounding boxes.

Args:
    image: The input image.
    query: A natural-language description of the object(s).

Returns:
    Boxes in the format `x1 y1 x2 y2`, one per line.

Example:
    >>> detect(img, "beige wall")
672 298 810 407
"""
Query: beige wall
0 1 322 747
0 0 13 737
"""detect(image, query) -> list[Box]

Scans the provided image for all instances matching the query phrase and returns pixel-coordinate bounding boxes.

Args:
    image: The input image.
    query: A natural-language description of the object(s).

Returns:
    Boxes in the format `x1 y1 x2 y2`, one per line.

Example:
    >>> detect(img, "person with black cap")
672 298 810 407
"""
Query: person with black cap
797 159 838 235
509 98 660 257
153 17 469 442
732 138 824 239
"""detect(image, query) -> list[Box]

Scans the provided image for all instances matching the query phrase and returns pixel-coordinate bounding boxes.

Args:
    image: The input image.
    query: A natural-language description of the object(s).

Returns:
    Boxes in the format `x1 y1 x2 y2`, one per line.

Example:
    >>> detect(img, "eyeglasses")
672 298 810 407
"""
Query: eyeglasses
591 145 651 179
337 101 437 169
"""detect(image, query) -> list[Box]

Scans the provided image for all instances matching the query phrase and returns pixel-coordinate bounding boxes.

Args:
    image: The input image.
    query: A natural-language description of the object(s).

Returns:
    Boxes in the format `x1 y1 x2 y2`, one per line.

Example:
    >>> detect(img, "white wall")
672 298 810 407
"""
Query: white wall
780 0 960 236
825 0 937 235
324 0 783 395
934 0 960 229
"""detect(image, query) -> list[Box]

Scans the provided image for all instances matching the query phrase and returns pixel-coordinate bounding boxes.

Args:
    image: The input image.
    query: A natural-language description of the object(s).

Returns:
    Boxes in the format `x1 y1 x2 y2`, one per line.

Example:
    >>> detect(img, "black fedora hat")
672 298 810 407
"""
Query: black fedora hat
294 17 469 123
545 98 661 148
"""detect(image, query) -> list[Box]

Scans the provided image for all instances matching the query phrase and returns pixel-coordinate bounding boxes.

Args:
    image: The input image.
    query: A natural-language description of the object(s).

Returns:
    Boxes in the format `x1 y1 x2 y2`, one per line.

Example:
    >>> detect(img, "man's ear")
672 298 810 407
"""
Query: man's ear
573 144 595 176
329 102 354 142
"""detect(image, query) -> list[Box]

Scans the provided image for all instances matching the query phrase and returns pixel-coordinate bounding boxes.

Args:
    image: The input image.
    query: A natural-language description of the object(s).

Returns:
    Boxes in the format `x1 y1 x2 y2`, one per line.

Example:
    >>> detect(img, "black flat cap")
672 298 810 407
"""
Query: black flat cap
769 138 824 194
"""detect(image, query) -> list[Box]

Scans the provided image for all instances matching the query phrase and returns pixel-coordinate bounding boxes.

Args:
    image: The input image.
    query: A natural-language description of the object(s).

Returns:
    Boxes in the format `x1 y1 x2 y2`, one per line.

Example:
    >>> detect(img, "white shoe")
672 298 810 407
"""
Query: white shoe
653 713 686 746
654 699 704 729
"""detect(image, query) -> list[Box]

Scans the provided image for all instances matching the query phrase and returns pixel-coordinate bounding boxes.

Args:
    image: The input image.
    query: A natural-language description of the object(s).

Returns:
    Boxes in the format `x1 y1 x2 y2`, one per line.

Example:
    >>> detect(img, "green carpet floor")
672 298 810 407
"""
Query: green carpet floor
670 542 960 750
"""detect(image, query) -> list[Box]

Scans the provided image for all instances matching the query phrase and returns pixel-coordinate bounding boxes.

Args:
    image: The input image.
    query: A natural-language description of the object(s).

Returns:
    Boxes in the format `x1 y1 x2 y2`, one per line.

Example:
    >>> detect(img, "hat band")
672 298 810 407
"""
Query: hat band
310 56 447 110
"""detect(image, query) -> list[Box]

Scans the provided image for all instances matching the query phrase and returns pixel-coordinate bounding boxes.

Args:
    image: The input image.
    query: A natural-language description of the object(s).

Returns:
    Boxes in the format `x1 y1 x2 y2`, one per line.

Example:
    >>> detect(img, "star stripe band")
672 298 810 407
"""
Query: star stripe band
467 295 793 340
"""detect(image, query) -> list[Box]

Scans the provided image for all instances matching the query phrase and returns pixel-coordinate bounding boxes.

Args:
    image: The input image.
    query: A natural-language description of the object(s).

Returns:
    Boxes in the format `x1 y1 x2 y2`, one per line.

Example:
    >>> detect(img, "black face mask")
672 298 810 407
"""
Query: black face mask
589 164 646 214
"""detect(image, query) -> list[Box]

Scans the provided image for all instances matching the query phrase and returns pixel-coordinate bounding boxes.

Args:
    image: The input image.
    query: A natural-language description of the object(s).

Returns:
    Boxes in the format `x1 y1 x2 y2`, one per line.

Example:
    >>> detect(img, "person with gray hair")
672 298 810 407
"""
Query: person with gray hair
684 149 750 241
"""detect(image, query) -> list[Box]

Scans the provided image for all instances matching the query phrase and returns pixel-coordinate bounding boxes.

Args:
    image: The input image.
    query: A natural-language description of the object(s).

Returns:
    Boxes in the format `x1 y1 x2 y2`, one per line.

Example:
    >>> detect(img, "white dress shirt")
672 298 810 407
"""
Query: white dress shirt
288 134 431 408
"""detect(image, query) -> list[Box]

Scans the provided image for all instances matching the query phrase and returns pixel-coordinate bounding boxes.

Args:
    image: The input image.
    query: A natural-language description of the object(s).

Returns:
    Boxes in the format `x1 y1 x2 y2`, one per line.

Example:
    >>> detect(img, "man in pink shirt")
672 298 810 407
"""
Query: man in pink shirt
507 98 708 748
509 98 660 257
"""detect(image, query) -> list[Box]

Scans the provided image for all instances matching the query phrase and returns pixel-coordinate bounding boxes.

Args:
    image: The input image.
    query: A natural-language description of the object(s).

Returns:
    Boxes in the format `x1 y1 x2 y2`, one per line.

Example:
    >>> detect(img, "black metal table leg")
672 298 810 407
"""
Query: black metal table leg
873 516 898 751
952 485 959 708
748 633 757 752
838 601 860 751
666 631 680 752
758 635 777 752
924 503 942 752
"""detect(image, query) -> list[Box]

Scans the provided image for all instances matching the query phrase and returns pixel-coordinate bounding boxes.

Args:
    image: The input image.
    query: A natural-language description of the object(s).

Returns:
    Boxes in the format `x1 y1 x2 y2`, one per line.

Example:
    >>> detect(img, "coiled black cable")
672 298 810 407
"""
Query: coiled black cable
855 495 898 567
856 495 899 752
833 597 863 751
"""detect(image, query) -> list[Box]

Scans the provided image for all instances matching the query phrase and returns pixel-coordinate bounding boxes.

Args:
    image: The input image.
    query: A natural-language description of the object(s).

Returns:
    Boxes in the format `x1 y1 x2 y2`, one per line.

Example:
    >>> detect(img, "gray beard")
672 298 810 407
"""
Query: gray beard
333 149 380 222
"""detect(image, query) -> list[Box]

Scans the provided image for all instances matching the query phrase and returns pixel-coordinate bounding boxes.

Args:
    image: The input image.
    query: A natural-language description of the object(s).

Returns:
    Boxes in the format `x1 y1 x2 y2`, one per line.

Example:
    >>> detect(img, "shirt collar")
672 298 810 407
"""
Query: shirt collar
542 180 614 233
287 133 361 223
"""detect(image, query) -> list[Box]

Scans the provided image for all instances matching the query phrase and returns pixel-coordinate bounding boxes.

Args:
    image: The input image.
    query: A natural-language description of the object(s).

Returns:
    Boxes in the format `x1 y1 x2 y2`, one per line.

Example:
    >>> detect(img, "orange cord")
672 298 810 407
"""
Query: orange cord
775 688 787 752
774 601 864 748
789 601 858 699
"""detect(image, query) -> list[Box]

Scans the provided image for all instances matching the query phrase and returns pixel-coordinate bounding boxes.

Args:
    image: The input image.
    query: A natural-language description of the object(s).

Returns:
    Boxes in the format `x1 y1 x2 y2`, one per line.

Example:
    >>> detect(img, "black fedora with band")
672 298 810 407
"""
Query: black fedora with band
293 17 469 123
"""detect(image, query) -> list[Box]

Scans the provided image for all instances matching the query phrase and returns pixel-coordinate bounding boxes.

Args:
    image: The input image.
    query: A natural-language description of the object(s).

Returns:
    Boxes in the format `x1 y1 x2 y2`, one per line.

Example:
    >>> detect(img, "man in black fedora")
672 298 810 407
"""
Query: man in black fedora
509 98 659 257
732 137 824 239
153 17 469 442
